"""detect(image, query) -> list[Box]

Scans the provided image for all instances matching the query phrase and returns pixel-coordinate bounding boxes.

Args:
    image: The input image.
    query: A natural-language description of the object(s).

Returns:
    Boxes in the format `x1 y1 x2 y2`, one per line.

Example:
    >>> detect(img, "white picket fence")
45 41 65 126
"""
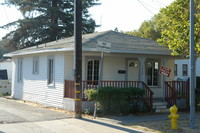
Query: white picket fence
0 80 11 94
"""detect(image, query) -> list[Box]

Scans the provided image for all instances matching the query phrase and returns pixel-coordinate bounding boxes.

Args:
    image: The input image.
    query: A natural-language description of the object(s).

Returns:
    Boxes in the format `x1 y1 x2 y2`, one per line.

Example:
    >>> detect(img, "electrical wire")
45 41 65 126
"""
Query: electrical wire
2 5 10 23
152 0 166 7
137 0 155 15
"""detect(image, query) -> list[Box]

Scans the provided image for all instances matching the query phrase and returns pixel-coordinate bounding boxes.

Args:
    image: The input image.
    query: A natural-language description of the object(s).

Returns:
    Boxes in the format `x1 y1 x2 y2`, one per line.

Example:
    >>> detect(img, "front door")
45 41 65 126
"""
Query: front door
127 60 139 81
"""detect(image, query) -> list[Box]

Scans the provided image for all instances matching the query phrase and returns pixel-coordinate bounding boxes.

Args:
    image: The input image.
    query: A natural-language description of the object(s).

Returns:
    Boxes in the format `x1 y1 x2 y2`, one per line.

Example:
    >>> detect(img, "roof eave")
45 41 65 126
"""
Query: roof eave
3 48 74 57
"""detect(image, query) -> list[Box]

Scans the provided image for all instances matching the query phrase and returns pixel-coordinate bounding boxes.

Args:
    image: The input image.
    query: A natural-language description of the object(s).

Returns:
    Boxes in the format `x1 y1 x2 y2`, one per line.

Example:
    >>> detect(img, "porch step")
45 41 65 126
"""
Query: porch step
153 100 169 113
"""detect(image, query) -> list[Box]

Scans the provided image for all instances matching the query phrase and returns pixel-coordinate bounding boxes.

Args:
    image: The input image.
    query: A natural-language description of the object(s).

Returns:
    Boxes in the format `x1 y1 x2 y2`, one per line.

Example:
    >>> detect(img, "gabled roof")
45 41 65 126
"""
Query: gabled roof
4 30 172 57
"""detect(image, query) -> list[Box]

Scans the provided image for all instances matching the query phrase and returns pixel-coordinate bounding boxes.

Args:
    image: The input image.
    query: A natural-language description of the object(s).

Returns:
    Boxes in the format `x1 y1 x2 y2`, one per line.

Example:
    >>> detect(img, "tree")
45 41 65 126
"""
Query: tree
124 19 161 41
124 0 200 57
1 0 100 49
156 0 200 57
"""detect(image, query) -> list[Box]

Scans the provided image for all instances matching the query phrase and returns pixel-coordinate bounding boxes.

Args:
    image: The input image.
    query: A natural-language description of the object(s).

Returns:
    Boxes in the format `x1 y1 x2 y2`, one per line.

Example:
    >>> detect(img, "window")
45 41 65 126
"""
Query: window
129 62 138 67
147 61 159 86
18 58 23 82
33 57 39 74
0 70 8 80
182 64 188 76
87 59 99 85
174 64 177 76
47 56 54 85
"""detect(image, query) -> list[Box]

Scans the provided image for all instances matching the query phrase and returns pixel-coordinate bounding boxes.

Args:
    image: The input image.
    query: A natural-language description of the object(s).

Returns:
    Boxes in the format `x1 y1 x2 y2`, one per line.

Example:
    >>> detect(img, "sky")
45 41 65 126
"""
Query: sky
0 0 175 40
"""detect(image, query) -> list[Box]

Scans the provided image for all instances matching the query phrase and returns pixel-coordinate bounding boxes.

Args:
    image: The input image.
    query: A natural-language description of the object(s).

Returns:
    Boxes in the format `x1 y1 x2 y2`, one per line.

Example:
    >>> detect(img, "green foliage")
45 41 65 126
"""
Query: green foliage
84 89 98 101
124 0 200 57
1 0 100 50
156 0 191 57
84 87 146 115
123 19 161 41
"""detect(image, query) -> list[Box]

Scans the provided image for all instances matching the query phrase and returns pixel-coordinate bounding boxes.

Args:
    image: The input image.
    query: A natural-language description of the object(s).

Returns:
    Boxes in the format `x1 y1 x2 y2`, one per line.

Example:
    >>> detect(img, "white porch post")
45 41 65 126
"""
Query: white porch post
162 58 167 99
138 57 146 82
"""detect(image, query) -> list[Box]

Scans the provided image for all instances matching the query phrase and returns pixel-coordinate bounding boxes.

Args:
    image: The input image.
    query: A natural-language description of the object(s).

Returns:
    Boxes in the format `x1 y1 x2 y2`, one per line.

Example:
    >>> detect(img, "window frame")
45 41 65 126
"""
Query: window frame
182 64 188 76
174 64 177 76
47 56 55 85
146 61 159 87
86 58 100 85
17 58 23 83
33 56 39 74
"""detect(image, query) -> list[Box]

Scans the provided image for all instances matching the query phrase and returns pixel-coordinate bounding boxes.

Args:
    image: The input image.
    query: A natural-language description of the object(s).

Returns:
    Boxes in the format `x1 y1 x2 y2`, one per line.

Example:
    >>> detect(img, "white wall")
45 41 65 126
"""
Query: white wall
103 56 126 81
64 55 127 81
174 58 200 81
12 53 65 108
64 54 74 80
0 61 12 80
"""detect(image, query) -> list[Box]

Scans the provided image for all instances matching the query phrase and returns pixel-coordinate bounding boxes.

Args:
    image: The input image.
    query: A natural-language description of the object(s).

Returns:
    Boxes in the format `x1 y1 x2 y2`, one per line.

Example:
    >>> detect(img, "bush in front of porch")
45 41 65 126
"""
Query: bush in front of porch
84 87 145 115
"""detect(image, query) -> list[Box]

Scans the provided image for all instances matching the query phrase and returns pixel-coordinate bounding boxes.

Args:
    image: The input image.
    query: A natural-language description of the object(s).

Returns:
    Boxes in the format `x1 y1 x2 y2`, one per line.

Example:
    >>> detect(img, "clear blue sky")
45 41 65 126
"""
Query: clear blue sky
0 0 174 39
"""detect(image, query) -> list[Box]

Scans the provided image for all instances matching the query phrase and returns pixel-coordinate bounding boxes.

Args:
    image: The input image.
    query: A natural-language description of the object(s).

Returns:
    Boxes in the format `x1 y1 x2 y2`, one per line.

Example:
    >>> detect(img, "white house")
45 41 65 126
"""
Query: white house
174 58 200 81
0 59 12 94
4 31 179 111
0 59 12 80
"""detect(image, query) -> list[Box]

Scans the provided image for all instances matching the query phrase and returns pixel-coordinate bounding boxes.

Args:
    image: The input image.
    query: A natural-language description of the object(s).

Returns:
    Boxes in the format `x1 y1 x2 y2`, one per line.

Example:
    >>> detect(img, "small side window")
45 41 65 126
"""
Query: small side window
174 64 177 76
182 64 188 76
33 57 39 74
47 56 54 85
18 58 23 83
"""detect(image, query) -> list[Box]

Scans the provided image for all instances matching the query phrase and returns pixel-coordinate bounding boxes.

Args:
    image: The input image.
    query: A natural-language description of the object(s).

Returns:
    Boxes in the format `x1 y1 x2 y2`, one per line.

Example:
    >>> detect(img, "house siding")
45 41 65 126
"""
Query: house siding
166 59 175 81
0 61 12 80
64 53 74 80
12 53 65 108
103 56 126 81
174 58 200 81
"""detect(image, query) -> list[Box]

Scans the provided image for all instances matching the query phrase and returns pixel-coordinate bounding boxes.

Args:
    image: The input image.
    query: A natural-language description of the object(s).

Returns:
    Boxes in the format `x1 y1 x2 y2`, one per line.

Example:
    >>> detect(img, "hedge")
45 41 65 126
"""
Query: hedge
84 87 145 114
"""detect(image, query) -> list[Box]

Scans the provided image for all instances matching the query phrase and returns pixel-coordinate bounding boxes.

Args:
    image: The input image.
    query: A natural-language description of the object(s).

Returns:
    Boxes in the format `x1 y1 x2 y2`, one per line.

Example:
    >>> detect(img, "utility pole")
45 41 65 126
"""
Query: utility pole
189 0 195 128
74 0 82 118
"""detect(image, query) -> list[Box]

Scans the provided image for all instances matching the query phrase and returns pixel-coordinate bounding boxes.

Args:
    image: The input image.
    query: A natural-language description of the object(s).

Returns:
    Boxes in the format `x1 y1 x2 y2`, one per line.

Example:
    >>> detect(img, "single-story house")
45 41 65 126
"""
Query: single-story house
4 30 180 111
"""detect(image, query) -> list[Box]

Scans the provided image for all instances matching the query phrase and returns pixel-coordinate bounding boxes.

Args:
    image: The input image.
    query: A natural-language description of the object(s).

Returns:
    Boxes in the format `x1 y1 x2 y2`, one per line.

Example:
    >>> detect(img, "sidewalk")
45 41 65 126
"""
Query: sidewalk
1 112 199 133
0 118 148 133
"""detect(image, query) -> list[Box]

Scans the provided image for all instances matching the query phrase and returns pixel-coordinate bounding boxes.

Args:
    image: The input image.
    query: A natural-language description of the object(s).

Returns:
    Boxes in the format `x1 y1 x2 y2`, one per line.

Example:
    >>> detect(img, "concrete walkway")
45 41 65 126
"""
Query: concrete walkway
0 118 147 133
0 97 199 133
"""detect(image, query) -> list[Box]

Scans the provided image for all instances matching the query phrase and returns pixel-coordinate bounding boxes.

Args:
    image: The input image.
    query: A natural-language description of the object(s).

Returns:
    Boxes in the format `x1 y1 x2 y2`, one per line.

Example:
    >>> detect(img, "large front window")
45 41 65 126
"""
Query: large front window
87 59 99 85
147 62 159 86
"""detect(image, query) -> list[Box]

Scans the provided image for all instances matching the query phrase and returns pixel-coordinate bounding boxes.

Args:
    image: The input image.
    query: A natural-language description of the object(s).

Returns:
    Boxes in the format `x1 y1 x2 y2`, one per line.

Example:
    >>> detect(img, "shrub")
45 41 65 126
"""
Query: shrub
84 87 145 115
84 89 98 101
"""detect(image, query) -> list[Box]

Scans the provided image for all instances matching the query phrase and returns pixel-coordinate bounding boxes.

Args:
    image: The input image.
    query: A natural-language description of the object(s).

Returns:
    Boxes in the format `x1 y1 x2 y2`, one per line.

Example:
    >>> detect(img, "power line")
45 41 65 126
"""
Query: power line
140 0 158 10
137 0 155 15
2 4 10 23
152 0 166 7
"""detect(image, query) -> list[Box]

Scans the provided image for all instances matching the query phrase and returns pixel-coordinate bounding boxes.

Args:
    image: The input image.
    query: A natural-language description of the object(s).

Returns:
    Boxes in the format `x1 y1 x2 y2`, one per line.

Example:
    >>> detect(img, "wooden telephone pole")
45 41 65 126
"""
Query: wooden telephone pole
74 0 82 118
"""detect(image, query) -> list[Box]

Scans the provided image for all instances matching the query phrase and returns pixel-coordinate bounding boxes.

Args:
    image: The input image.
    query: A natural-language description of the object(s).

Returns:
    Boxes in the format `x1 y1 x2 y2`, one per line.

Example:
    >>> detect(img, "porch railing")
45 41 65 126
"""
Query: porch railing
64 80 154 111
165 81 189 107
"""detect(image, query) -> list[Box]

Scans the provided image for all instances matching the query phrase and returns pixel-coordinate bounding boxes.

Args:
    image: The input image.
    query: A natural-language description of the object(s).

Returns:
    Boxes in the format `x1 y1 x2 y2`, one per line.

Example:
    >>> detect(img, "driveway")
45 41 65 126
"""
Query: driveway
0 97 72 124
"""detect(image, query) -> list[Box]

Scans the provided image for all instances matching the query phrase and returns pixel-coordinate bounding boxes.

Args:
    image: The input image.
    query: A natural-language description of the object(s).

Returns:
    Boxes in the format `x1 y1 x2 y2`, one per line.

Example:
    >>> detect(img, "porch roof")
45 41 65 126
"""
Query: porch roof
4 30 173 57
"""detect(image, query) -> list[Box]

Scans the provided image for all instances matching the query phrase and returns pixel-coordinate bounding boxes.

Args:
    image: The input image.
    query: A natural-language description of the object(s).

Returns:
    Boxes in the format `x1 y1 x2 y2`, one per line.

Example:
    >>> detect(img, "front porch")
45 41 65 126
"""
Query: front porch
64 80 190 112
